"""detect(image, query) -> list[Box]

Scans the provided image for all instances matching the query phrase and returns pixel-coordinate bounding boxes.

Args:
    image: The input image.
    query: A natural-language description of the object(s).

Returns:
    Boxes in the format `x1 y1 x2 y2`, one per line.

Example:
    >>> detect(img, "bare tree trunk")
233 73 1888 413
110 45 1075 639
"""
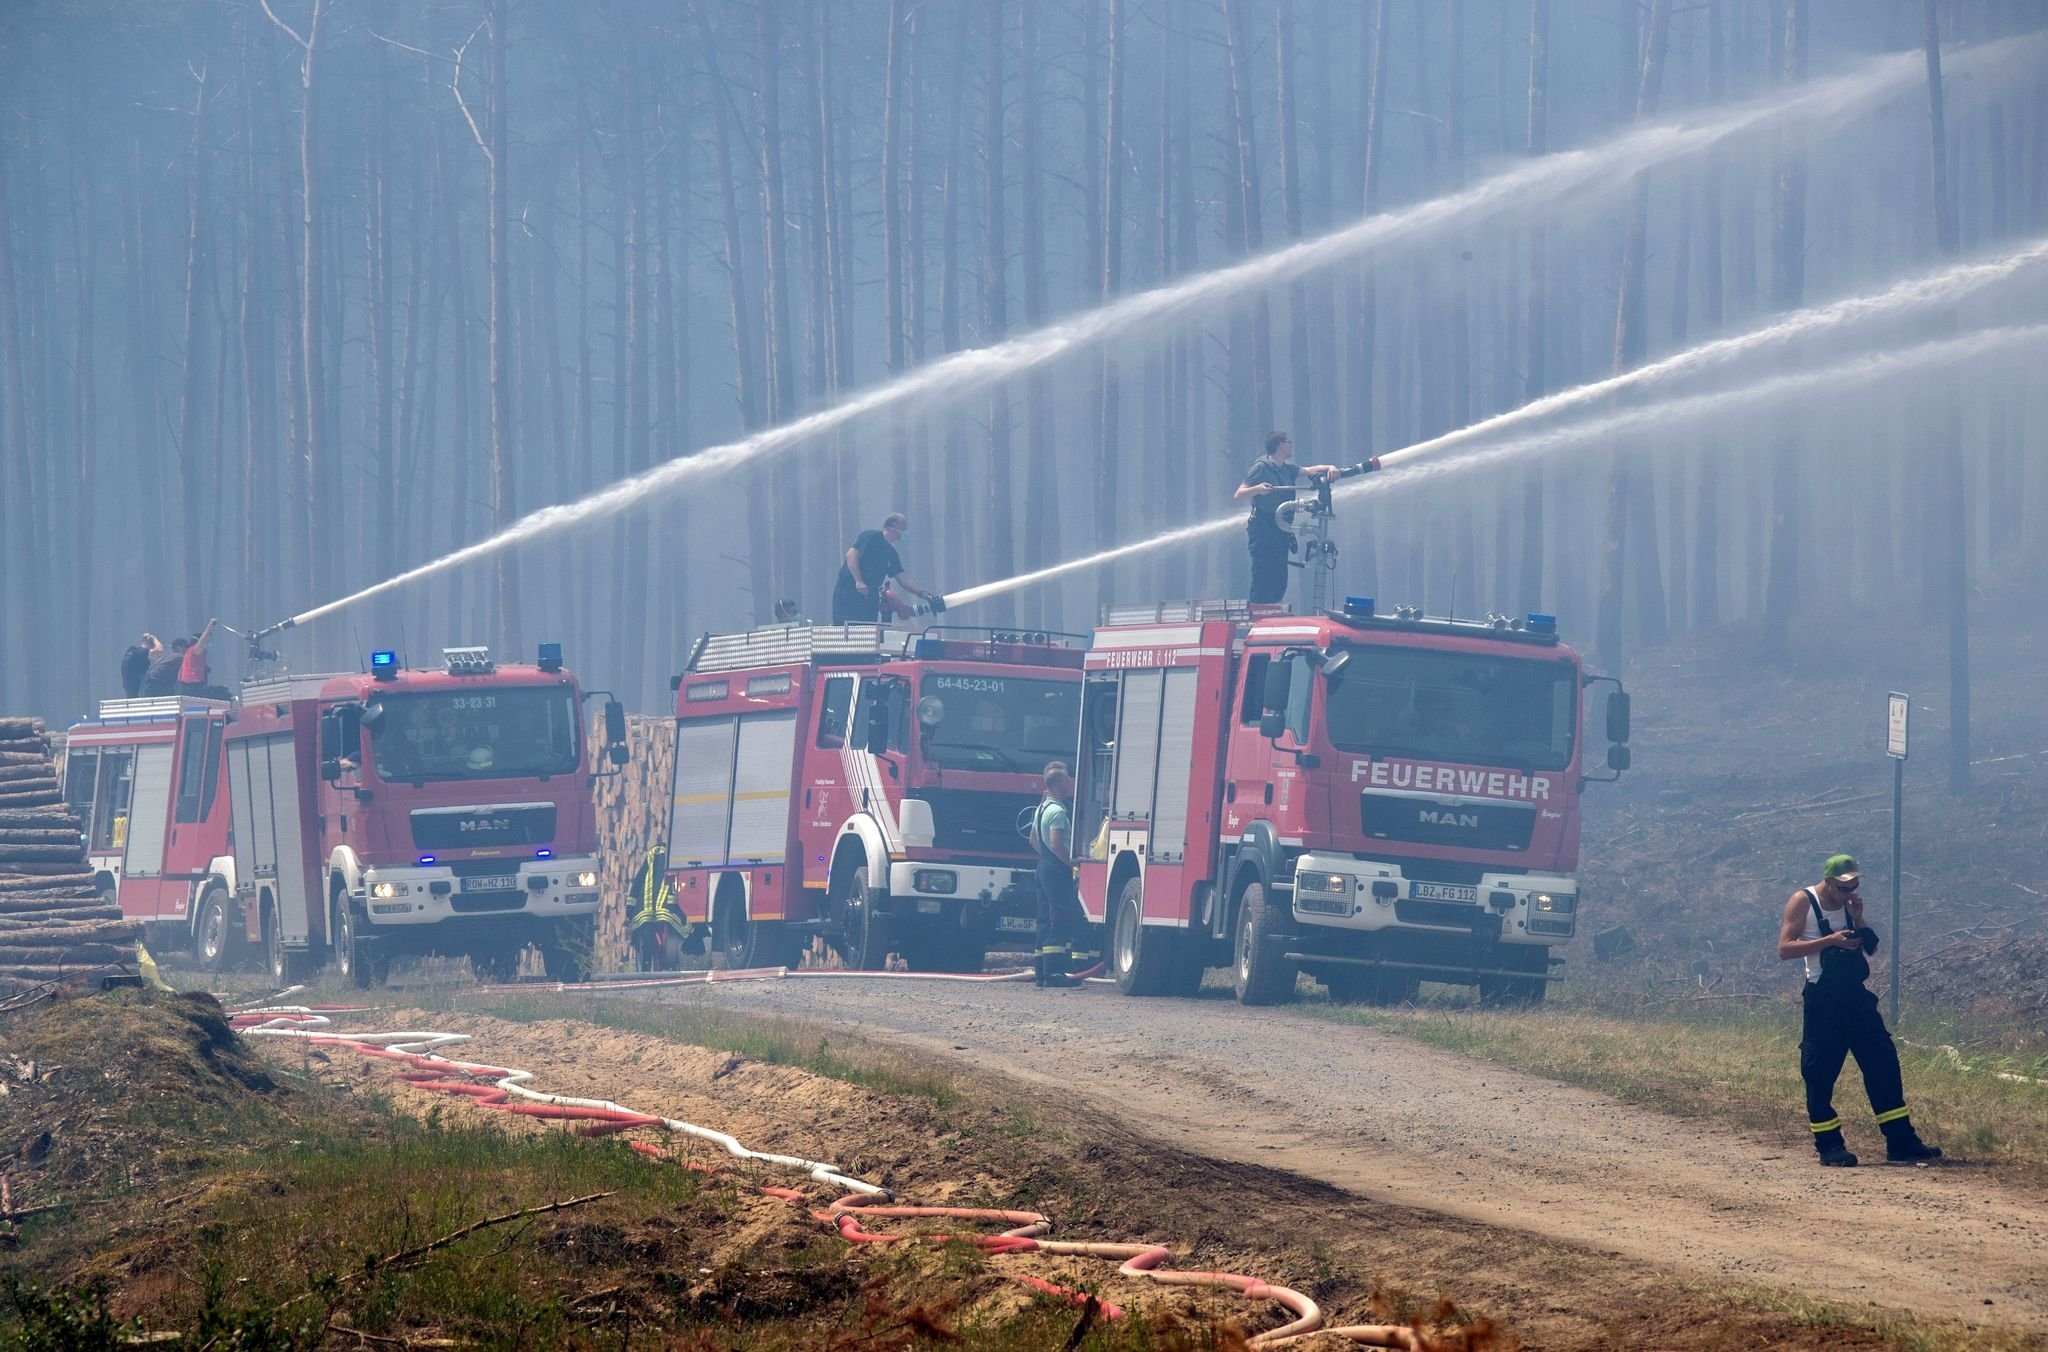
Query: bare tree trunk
1347 0 1391 598
173 67 213 627
1276 0 1313 453
882 0 908 519
71 181 100 698
1221 0 1272 436
1019 0 1057 624
1761 0 1808 657
434 133 472 638
0 157 37 711
1595 0 1673 675
365 44 397 637
1922 0 1970 792
1515 0 1549 616
1692 0 1726 629
758 0 798 616
1091 0 1124 607
982 0 1014 609
483 0 521 653
938 4 975 578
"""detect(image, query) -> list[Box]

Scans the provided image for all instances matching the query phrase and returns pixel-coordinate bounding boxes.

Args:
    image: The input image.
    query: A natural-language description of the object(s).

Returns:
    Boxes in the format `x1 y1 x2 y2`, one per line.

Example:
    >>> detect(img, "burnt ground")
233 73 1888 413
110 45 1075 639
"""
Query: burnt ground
1570 591 2048 1039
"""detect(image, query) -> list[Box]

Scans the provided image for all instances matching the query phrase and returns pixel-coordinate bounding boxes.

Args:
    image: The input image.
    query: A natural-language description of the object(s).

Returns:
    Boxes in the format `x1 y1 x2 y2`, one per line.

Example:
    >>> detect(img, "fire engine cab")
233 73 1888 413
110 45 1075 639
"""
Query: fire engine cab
1074 597 1630 1004
63 696 238 967
224 644 627 986
661 623 1084 971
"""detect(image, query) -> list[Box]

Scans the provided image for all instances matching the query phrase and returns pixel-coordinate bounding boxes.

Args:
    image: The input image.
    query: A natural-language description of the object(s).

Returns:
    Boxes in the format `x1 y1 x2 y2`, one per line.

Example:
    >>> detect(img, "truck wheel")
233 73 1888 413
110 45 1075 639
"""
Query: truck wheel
330 891 380 990
830 865 892 971
470 937 523 984
193 886 238 973
263 901 306 987
714 902 799 970
1231 881 1296 1006
539 918 595 982
1111 877 1179 997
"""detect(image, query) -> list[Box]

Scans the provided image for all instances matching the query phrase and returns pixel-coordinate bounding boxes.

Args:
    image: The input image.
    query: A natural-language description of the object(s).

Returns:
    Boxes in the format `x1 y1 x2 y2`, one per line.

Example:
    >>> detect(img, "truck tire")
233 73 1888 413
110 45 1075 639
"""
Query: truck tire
263 900 308 987
193 885 239 973
1231 881 1296 1006
330 889 382 990
470 937 524 984
1111 877 1179 997
713 903 797 971
830 865 891 971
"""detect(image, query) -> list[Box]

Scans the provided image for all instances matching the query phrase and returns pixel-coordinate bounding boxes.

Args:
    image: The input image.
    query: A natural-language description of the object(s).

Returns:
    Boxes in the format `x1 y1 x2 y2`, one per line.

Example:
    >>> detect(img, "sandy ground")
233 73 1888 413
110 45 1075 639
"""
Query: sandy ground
597 974 2048 1332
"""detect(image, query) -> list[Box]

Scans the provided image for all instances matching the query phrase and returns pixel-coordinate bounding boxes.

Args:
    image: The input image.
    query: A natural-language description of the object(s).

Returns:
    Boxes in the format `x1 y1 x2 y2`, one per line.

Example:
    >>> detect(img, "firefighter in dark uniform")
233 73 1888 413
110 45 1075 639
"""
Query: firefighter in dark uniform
1234 432 1380 605
1030 762 1090 988
1777 854 1942 1167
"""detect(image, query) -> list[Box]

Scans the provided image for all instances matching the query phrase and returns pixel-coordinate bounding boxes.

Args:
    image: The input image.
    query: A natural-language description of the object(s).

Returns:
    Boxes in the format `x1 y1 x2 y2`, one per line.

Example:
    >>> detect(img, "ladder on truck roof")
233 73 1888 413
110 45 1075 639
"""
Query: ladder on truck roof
89 695 232 723
686 623 899 675
239 674 351 706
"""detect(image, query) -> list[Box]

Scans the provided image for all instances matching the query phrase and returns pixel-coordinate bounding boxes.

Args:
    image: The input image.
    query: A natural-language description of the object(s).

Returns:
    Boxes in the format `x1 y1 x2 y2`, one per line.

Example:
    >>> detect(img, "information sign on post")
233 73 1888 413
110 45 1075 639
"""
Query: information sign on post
1886 693 1909 1025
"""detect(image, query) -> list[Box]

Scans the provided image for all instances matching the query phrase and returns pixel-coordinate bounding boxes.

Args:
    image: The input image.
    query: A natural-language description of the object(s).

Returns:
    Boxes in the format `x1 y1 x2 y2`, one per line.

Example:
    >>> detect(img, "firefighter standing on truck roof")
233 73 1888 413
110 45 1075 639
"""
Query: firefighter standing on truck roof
1777 853 1942 1168
832 513 935 625
1234 432 1380 605
1030 762 1088 989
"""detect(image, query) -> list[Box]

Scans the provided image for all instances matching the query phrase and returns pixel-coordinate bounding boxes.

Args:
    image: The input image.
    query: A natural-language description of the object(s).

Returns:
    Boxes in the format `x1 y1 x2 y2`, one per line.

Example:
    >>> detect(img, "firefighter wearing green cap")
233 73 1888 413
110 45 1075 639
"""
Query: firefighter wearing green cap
1777 854 1941 1167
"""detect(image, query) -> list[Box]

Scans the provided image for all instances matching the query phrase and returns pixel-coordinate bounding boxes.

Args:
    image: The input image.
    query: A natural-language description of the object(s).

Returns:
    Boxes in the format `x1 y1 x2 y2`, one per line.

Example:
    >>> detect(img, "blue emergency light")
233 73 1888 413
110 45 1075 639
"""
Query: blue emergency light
537 641 563 673
418 854 436 866
1343 596 1375 617
370 650 399 680
1524 612 1557 634
914 637 946 660
536 848 553 860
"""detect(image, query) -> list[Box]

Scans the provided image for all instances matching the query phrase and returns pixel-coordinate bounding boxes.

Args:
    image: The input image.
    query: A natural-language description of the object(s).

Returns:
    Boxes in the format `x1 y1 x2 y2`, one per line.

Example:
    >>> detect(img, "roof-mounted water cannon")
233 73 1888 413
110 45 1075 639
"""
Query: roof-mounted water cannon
369 650 400 682
443 646 494 676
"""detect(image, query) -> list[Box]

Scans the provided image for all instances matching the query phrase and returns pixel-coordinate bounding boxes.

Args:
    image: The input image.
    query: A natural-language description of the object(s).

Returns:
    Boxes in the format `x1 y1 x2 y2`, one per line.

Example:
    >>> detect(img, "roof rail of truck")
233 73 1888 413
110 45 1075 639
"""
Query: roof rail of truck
85 695 233 724
687 623 898 674
1097 599 1290 626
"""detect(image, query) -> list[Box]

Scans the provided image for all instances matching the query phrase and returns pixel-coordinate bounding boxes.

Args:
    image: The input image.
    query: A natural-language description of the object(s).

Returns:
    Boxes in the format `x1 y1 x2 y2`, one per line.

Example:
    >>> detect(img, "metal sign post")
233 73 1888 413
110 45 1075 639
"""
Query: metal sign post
1886 692 1910 1026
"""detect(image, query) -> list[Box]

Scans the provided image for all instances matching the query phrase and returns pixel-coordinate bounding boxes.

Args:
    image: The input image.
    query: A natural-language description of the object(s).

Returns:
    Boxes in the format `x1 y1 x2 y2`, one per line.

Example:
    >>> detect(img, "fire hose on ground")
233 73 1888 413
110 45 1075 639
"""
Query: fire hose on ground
226 998 1448 1348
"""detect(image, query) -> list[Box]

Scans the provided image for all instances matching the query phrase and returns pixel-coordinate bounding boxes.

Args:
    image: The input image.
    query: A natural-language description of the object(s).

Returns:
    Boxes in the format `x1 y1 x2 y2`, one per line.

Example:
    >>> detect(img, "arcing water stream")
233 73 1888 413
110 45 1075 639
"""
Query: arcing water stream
265 33 2045 636
940 319 2048 611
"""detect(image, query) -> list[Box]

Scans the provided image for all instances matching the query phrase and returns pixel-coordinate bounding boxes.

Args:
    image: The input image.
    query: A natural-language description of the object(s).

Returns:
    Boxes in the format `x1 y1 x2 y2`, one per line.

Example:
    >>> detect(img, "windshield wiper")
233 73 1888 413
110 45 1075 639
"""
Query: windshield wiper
930 741 1019 771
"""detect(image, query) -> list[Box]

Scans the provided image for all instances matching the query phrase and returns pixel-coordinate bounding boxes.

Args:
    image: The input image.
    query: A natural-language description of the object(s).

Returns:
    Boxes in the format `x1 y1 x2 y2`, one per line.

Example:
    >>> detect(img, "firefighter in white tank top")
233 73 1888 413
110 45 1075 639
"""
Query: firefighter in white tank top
1775 853 1941 1168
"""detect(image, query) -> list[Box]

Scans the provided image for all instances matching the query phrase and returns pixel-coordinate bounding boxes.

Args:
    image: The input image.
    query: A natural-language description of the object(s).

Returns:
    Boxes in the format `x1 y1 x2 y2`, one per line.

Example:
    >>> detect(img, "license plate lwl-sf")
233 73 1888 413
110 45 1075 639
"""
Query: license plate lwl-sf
1410 881 1478 903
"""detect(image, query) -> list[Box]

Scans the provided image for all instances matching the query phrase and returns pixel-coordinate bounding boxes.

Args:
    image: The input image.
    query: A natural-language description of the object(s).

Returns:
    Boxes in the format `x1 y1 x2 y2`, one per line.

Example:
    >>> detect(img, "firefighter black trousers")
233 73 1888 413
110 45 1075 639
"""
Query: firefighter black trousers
1247 522 1292 605
1800 982 1908 1142
1034 860 1084 966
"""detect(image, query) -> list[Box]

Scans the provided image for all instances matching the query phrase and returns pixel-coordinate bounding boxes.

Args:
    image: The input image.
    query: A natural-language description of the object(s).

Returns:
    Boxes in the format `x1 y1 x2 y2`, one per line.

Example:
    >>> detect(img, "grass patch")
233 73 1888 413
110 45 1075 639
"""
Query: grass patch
1302 997 2048 1180
455 990 962 1107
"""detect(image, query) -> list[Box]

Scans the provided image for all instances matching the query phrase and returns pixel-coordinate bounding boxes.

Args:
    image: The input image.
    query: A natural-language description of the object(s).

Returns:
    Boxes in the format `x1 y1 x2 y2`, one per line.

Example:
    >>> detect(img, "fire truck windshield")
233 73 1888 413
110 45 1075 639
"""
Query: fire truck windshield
365 687 582 782
1322 648 1577 771
915 674 1079 774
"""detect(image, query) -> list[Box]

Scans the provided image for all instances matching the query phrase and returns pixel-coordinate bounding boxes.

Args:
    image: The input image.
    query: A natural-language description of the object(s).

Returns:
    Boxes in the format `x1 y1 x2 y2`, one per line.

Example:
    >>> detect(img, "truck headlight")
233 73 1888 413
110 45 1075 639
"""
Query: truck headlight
576 871 598 888
1294 871 1349 895
371 881 400 899
912 869 958 895
1533 892 1577 914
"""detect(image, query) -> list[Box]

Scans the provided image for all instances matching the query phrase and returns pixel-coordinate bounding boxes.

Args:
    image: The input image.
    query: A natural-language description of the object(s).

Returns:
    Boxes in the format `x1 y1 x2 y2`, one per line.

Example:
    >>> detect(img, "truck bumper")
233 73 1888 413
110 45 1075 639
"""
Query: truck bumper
359 858 603 926
1285 854 1579 947
884 861 1040 940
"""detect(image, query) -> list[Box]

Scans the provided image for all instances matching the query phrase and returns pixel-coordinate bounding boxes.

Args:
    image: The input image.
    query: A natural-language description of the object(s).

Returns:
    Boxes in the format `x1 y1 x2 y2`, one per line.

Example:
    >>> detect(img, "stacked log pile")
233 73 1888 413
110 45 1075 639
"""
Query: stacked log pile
0 717 137 991
590 714 674 969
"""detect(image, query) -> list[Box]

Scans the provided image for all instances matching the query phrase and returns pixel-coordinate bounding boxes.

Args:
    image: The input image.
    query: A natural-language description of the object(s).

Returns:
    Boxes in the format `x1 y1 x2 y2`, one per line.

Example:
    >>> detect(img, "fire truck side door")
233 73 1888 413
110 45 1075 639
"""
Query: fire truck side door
63 747 99 850
122 744 176 879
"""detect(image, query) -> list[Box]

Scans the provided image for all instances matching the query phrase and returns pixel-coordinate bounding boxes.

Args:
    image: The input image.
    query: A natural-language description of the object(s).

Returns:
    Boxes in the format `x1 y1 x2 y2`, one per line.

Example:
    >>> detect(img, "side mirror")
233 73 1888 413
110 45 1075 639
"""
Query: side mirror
1606 691 1631 744
321 757 343 783
318 710 342 762
1607 744 1631 772
1261 659 1292 716
361 701 387 735
1258 711 1285 740
609 744 630 766
604 698 627 746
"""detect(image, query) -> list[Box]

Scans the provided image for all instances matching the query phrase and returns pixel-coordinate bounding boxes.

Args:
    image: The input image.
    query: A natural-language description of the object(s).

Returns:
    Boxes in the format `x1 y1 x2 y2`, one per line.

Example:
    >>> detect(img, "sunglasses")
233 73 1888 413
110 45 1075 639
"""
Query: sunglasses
1832 877 1860 893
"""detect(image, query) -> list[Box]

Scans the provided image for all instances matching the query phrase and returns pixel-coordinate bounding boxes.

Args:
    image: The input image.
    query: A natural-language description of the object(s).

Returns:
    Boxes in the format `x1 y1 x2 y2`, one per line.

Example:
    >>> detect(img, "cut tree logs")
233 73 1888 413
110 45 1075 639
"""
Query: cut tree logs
591 713 675 969
0 718 137 992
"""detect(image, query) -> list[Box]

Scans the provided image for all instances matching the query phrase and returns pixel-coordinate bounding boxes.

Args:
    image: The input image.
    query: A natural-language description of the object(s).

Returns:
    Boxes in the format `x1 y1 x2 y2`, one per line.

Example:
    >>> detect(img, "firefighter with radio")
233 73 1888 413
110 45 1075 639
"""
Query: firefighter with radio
1029 762 1091 988
1234 432 1381 605
1777 854 1942 1168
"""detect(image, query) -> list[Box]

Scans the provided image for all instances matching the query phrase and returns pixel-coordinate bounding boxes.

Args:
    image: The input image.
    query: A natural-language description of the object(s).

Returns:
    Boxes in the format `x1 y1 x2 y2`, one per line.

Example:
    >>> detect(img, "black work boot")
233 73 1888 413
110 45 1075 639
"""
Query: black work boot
1882 1117 1943 1164
1814 1127 1857 1167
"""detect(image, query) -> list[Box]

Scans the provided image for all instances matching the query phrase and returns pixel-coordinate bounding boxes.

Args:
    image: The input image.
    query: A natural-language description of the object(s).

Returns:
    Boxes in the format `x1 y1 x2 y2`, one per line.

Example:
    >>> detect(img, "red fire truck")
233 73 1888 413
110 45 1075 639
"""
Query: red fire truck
1073 597 1630 1004
63 696 240 968
224 643 628 986
659 624 1084 971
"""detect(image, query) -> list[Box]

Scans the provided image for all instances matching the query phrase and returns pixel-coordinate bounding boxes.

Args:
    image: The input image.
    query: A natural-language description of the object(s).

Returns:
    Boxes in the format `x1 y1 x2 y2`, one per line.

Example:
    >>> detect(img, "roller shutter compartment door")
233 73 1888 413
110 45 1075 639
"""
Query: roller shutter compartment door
263 735 314 943
1110 669 1164 823
727 713 798 864
122 745 176 878
1149 668 1200 861
668 719 738 869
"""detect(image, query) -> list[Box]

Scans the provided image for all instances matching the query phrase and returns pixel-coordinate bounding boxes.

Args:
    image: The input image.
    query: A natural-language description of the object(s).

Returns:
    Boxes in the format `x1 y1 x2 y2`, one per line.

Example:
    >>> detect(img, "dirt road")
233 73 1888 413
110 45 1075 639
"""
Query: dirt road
612 976 2048 1331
